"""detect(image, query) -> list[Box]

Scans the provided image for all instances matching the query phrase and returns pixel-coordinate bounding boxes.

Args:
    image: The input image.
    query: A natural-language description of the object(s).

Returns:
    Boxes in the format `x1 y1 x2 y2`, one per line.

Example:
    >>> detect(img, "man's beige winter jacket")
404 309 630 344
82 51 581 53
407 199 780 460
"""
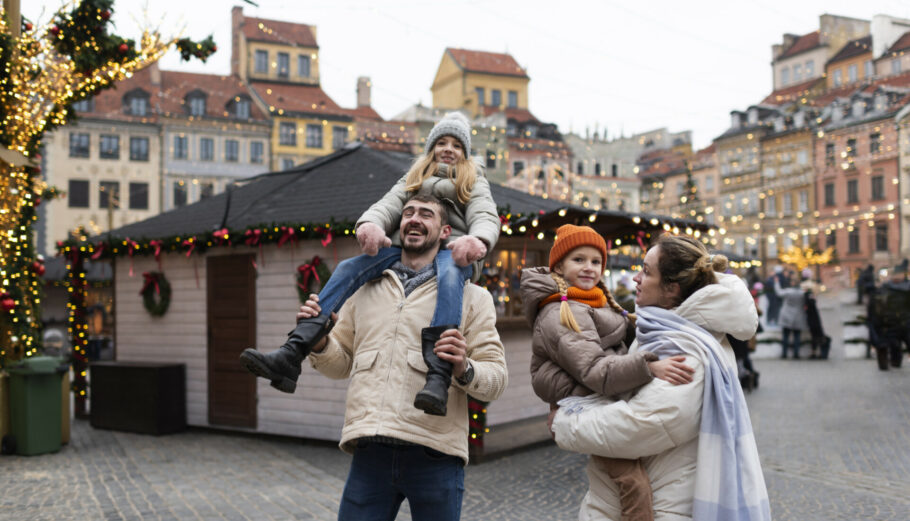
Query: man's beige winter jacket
309 269 507 465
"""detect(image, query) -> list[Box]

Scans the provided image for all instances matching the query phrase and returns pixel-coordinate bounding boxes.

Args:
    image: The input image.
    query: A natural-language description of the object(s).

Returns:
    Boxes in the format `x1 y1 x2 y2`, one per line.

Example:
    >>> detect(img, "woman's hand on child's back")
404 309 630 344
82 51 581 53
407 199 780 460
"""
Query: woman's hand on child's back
356 222 391 256
648 356 695 385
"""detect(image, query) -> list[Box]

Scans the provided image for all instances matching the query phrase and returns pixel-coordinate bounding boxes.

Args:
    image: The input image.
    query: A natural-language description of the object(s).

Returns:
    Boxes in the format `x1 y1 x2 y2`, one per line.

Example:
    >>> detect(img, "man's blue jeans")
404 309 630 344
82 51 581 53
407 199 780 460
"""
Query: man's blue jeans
337 440 465 521
317 247 473 327
781 328 801 358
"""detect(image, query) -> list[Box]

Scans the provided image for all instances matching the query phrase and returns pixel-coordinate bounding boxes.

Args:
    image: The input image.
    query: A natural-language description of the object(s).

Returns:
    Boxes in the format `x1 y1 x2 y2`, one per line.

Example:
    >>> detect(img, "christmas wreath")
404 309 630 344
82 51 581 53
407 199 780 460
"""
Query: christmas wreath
296 256 332 304
140 271 171 316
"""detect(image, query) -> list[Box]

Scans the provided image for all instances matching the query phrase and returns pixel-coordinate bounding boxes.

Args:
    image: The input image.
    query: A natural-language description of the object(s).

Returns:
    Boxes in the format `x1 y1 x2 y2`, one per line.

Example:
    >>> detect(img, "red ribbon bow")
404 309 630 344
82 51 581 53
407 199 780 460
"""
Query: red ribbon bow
182 238 196 257
297 257 322 291
636 231 647 251
91 243 105 260
244 229 262 247
278 227 297 248
319 228 333 248
139 272 160 295
213 228 230 245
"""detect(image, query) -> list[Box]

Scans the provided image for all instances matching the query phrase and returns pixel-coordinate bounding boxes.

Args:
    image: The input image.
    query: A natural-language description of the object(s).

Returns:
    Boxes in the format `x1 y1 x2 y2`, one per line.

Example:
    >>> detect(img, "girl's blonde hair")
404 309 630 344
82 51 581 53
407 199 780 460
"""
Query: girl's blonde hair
404 152 477 204
655 234 729 307
550 272 636 333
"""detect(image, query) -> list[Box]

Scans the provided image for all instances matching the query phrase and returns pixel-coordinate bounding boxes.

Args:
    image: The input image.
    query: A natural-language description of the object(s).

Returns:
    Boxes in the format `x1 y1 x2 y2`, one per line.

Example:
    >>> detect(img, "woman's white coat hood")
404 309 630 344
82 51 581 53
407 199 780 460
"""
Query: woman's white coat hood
673 272 758 341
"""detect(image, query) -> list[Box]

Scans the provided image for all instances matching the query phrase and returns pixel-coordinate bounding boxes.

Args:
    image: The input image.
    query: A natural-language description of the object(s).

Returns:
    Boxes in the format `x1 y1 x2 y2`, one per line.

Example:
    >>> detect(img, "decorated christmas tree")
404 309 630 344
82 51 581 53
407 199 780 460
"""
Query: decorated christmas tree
0 0 215 373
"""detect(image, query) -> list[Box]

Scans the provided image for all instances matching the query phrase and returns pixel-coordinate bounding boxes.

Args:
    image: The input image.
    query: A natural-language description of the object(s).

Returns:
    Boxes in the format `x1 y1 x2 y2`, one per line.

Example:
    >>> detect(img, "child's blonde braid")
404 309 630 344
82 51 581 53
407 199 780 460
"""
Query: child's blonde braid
602 284 636 327
551 272 581 333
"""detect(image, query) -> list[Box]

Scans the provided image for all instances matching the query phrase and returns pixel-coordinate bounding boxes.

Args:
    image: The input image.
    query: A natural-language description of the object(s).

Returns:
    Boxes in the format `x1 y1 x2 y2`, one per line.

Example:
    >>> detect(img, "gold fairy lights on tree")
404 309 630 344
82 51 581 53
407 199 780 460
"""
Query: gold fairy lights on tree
0 0 215 367
778 245 835 272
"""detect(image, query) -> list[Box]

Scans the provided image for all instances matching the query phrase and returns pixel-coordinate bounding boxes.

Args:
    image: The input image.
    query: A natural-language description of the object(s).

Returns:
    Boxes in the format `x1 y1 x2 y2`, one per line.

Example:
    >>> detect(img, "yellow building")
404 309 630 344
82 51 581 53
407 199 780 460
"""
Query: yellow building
825 36 874 88
231 7 354 170
431 48 529 116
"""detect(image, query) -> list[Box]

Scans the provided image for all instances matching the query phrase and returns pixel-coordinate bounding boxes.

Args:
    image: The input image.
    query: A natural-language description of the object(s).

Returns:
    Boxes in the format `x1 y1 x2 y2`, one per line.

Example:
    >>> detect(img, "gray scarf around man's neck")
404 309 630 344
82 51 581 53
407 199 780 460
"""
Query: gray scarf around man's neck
390 260 435 296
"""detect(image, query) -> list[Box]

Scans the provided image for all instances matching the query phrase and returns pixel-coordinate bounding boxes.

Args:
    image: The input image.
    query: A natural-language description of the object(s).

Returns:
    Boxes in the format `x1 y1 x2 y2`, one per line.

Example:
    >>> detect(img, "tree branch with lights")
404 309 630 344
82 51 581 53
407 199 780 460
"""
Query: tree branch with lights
0 0 214 375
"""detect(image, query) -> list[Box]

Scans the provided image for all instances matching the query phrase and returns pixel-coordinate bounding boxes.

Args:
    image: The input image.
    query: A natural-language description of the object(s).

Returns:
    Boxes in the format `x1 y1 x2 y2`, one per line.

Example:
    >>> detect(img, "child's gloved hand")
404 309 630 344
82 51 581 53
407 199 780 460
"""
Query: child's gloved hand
447 235 487 267
356 222 391 256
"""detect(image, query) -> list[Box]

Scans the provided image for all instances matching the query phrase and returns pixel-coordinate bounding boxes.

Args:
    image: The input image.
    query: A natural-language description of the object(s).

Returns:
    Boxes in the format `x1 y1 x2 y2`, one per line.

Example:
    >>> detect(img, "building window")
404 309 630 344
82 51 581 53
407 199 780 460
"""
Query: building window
250 141 264 163
187 94 206 116
298 55 311 78
848 228 860 253
254 50 268 73
174 135 188 159
847 179 858 204
279 122 296 146
124 91 149 116
475 87 485 106
892 59 902 75
781 66 789 85
766 195 776 214
200 182 214 200
875 223 888 252
69 132 90 158
72 99 94 112
846 138 857 158
848 64 858 83
225 139 239 162
99 135 119 159
306 124 323 148
99 181 120 209
825 143 835 166
870 133 882 154
805 60 815 77
793 63 802 81
277 52 289 78
234 98 251 119
871 175 885 200
797 150 808 165
576 162 583 175
129 182 148 210
281 158 294 170
491 89 502 107
508 90 518 108
826 231 836 249
864 60 874 78
173 181 187 208
833 69 843 86
595 163 602 176
824 182 835 207
798 190 809 213
199 137 214 161
129 137 149 161
486 149 496 169
875 222 888 251
611 164 618 177
332 126 347 150
68 179 89 208
705 175 714 192
512 161 524 175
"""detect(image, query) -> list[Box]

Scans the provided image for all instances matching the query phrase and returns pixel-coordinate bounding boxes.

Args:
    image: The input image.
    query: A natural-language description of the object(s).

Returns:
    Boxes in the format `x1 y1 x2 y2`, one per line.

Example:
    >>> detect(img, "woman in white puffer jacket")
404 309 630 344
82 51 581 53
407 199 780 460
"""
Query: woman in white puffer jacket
549 235 770 521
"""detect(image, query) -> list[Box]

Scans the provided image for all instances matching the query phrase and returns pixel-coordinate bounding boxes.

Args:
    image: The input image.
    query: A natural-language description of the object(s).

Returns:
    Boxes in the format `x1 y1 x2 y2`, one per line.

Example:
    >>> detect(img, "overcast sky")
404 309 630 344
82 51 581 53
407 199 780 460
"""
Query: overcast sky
24 0 910 149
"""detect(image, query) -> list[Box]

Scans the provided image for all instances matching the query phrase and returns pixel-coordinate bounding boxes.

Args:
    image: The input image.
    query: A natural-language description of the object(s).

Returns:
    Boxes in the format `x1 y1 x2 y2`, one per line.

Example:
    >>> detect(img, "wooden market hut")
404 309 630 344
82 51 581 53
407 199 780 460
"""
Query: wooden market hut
69 142 711 455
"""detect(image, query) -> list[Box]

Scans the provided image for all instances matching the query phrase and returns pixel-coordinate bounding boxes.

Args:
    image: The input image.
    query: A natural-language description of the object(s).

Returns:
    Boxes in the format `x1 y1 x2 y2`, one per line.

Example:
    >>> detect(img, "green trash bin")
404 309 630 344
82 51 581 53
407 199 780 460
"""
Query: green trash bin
7 356 68 456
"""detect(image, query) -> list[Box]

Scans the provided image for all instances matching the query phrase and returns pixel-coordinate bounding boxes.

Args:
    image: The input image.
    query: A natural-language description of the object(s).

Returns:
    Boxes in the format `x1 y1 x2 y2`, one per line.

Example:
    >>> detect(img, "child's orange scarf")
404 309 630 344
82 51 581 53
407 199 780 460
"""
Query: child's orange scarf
539 286 607 309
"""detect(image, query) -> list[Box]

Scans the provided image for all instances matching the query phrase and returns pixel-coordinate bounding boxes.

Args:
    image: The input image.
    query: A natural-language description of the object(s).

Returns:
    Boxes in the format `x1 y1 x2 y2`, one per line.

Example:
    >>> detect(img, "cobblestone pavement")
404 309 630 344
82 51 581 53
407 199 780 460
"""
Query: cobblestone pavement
2 293 909 520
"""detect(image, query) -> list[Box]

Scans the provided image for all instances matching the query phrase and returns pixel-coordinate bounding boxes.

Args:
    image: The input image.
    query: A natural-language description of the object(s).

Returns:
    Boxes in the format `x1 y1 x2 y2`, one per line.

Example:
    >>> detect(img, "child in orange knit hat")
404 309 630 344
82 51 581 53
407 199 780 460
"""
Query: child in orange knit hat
519 224 694 521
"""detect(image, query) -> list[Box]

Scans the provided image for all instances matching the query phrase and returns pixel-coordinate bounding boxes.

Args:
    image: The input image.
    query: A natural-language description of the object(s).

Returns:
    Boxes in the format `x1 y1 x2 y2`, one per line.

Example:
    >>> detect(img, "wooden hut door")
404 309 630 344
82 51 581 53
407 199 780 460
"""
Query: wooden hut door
207 254 257 428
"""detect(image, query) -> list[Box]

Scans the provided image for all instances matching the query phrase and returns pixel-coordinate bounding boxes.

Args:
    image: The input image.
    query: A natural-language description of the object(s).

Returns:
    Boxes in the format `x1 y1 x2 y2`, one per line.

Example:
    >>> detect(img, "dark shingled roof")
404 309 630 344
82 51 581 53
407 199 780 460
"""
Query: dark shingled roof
102 143 568 241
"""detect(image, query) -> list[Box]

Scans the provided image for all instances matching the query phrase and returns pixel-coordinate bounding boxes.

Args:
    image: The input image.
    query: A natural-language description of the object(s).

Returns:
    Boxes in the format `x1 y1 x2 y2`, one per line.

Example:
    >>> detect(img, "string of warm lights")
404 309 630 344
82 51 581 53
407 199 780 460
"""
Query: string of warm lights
0 0 213 381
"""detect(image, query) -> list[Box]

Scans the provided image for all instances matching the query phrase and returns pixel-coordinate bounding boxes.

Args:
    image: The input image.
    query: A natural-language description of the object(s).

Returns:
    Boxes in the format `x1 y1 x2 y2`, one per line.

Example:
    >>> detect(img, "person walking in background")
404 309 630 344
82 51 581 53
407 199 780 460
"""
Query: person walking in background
868 263 910 371
856 264 875 305
801 271 830 360
776 269 808 359
764 266 783 326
